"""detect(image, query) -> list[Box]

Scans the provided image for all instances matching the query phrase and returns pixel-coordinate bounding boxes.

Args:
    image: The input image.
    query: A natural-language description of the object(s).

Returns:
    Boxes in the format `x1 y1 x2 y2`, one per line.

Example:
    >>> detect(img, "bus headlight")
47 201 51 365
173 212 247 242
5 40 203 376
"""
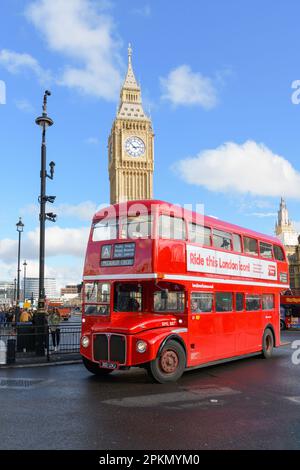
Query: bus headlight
136 340 147 353
81 336 90 348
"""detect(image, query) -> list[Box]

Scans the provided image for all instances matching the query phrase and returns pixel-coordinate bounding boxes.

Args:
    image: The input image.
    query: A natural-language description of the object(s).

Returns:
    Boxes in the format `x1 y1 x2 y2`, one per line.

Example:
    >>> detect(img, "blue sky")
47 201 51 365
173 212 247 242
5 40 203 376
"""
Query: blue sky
1 0 300 287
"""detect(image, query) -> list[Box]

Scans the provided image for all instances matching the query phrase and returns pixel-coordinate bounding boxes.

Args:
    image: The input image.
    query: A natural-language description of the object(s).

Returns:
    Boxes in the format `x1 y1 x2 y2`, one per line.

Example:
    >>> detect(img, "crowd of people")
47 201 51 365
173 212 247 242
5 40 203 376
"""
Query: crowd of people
0 305 62 351
0 306 36 324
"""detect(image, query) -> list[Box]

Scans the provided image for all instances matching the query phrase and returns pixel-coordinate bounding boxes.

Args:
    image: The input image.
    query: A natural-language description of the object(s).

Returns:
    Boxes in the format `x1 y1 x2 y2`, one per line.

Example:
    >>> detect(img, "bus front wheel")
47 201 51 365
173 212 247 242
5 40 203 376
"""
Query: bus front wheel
261 328 274 359
82 356 113 376
147 340 186 383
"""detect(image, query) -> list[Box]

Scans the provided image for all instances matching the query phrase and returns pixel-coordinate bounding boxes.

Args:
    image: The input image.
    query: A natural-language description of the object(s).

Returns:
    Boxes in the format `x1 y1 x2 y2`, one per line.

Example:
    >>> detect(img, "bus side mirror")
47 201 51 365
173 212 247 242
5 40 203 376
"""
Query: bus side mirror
161 289 169 300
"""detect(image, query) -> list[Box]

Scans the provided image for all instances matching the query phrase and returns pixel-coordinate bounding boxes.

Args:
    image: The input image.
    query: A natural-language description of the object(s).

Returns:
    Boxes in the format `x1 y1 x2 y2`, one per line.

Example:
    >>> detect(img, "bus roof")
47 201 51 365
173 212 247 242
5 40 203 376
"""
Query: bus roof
93 199 283 247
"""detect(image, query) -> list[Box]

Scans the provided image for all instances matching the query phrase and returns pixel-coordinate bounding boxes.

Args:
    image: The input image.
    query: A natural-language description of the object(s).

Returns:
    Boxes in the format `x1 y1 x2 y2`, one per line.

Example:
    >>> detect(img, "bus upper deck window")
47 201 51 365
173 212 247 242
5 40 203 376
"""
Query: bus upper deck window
274 245 285 261
260 242 273 259
213 229 232 251
92 219 118 242
121 215 152 239
159 215 186 240
233 234 242 253
189 223 211 246
243 236 258 256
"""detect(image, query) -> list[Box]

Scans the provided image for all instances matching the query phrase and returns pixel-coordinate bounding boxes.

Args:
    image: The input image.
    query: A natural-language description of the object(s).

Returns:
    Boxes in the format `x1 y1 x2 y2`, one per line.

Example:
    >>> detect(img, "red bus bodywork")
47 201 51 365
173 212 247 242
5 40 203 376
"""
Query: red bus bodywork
81 200 289 382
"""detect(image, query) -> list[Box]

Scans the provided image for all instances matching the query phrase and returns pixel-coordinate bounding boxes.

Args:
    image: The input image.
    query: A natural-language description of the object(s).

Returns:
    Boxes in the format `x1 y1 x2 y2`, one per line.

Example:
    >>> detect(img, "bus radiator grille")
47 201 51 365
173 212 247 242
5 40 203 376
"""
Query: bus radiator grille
93 334 108 361
110 335 126 363
93 334 126 364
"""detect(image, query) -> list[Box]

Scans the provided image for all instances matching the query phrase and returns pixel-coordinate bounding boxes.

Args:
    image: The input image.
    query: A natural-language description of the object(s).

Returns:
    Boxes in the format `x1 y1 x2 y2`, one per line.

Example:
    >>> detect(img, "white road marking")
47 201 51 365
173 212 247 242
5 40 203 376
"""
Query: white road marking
285 396 300 404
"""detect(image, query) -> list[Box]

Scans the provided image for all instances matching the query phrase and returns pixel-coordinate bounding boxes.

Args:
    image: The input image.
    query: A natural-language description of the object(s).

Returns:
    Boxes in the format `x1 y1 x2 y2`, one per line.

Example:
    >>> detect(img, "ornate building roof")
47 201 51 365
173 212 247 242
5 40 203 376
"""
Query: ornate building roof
275 197 299 247
117 44 150 121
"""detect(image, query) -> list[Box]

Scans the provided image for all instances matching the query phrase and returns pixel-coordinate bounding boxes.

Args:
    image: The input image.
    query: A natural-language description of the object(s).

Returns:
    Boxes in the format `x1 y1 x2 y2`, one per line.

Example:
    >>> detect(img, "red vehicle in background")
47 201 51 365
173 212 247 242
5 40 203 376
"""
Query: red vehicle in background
47 301 71 321
80 200 289 383
280 295 300 330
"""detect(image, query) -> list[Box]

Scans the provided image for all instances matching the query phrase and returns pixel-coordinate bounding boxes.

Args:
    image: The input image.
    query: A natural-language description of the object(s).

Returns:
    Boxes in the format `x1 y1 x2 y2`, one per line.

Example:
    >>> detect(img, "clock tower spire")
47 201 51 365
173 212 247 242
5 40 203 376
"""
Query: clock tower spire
108 44 154 204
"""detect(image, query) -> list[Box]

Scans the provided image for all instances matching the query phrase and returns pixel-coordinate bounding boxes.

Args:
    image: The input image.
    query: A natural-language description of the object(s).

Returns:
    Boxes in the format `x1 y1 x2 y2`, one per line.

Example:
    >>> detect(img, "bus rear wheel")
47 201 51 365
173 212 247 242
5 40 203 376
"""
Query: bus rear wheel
261 328 274 359
82 356 113 376
147 340 186 383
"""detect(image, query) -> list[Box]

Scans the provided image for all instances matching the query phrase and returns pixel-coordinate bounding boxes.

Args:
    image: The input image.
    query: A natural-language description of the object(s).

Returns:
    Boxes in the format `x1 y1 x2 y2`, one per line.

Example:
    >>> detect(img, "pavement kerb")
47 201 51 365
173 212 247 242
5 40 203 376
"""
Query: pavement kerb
0 360 82 370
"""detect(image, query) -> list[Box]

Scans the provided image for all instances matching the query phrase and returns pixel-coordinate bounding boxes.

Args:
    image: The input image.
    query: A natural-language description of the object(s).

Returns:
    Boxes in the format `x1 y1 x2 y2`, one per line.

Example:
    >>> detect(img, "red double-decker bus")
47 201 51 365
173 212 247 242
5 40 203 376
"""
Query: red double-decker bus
80 200 289 383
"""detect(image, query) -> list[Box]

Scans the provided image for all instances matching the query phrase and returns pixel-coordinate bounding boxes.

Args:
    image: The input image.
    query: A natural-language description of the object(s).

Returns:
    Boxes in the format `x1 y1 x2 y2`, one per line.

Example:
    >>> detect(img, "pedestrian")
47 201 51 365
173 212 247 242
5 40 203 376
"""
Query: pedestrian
20 309 31 323
0 308 5 327
48 307 61 352
6 309 13 323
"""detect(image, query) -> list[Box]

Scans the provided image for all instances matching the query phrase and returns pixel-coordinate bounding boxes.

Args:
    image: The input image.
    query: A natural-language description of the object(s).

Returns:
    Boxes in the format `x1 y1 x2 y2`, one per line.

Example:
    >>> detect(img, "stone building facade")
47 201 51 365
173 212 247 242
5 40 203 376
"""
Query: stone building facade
275 198 300 294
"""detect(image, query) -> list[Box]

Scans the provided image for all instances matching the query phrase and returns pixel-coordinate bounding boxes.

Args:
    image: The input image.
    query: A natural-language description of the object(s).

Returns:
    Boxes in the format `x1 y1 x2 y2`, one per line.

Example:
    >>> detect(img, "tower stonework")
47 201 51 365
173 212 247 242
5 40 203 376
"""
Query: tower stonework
275 197 298 252
275 197 300 294
108 45 154 204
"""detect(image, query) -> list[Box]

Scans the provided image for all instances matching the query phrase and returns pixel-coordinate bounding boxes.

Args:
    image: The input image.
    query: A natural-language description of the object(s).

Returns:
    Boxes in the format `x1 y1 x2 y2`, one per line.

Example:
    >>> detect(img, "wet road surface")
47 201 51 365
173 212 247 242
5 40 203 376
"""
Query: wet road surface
0 331 300 450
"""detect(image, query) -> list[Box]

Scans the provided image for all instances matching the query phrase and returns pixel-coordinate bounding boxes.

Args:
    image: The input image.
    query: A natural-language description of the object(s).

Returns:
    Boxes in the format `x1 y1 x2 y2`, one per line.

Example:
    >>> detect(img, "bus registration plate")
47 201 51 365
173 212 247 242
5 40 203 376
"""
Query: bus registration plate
99 361 118 370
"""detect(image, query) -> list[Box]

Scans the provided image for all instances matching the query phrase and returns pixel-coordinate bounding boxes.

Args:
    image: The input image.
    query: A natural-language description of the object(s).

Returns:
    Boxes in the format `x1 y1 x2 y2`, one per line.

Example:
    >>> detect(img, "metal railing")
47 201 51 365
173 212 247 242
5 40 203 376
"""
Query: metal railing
0 322 81 365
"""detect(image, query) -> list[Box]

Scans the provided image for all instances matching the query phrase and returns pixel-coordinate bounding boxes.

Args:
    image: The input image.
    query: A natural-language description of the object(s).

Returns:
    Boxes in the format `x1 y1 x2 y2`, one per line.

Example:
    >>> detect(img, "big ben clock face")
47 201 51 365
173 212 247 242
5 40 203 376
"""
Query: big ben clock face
125 136 145 157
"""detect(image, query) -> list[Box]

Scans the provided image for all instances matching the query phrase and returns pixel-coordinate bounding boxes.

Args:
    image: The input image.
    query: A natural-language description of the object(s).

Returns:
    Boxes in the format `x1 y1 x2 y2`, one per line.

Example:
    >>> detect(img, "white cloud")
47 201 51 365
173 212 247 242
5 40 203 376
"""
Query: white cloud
21 201 101 222
0 49 51 83
15 99 35 113
247 212 277 218
132 5 151 17
25 0 123 100
0 226 89 263
160 65 218 109
175 140 300 198
0 259 83 290
56 201 100 221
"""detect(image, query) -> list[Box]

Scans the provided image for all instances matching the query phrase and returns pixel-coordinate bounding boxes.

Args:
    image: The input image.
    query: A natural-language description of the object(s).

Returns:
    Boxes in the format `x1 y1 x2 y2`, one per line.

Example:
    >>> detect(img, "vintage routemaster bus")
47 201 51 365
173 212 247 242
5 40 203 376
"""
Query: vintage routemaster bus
80 200 289 383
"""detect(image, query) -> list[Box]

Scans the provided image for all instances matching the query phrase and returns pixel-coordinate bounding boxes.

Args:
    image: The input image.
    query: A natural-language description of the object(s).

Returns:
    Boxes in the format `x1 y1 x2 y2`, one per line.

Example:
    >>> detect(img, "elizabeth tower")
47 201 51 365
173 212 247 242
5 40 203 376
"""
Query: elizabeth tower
108 45 154 204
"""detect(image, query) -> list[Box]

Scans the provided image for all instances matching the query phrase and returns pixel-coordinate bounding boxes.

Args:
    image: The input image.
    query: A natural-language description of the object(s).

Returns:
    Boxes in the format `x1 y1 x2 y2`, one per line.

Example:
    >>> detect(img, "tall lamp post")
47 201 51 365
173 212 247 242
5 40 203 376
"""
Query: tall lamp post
16 218 24 322
35 90 56 355
23 260 27 302
13 278 16 303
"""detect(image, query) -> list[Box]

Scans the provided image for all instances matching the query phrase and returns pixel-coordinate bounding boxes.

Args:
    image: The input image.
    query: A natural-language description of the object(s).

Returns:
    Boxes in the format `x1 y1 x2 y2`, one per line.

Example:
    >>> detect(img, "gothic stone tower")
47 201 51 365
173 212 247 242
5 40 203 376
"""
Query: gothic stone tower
108 45 154 204
275 197 298 255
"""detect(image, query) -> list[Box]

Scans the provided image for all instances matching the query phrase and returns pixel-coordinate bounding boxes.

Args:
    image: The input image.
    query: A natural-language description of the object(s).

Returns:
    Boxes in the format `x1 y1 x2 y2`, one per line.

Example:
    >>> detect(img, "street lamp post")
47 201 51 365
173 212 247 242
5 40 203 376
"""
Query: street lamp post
16 217 24 322
13 278 16 303
35 90 56 356
23 260 27 302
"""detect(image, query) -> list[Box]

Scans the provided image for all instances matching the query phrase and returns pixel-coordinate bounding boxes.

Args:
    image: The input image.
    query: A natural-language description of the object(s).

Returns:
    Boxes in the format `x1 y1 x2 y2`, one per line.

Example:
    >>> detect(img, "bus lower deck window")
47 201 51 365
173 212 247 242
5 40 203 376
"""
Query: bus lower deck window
154 291 185 312
191 293 213 312
246 294 261 311
236 293 244 311
215 292 233 312
114 283 142 312
262 294 274 310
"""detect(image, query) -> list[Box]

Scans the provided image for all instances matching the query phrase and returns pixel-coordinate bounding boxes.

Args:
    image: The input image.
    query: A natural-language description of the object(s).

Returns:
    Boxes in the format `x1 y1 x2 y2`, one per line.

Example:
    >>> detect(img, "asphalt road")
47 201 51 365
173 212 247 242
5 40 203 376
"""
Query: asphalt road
0 331 300 450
